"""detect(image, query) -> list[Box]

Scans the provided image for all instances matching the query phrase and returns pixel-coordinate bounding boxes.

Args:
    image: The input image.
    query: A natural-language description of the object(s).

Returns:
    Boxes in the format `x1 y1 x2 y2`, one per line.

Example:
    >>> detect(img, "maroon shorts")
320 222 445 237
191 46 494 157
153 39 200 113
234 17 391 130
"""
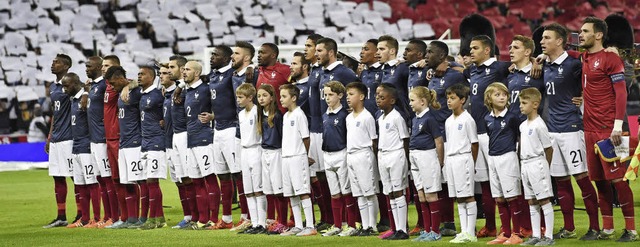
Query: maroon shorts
106 139 119 180
584 131 626 181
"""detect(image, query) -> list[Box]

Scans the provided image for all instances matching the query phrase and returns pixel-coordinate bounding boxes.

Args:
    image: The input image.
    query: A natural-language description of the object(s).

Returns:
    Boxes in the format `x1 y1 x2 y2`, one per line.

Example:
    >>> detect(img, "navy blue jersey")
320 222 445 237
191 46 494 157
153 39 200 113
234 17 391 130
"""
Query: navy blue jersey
543 54 583 132
261 110 283 150
507 66 545 122
322 106 348 152
295 77 311 124
409 110 442 150
117 87 142 148
319 62 357 117
50 82 72 142
469 59 511 134
381 61 411 120
428 68 465 138
359 63 382 115
407 65 428 92
140 87 165 151
208 66 238 130
71 91 91 154
163 86 175 148
185 80 213 148
171 81 187 134
87 77 106 143
308 64 324 133
484 109 520 156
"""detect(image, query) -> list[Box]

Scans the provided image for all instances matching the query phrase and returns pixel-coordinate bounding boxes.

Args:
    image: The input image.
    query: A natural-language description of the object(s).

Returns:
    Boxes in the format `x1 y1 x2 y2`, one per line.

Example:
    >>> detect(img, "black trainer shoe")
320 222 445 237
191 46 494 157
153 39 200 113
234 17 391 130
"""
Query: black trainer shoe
579 228 599 241
376 223 390 233
616 229 638 242
43 218 68 228
239 226 255 234
250 225 267 234
387 230 409 240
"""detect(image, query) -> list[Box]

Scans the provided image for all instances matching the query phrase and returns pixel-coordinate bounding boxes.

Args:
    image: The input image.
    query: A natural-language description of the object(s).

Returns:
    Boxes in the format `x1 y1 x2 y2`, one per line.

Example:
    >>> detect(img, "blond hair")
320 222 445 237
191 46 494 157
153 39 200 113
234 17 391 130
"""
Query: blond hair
518 87 542 103
484 82 509 111
236 83 256 98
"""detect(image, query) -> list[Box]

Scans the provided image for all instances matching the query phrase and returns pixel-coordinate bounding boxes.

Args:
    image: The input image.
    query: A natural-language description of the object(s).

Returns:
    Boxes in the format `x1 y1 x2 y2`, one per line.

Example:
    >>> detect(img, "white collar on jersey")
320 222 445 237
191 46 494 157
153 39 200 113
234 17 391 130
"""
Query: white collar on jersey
312 62 321 68
326 105 343 114
294 76 309 84
416 107 430 118
142 84 156 94
515 62 532 73
215 63 232 73
93 76 104 83
235 64 253 76
481 57 497 67
73 88 85 99
369 62 382 69
385 59 400 67
548 51 569 65
188 79 203 89
324 61 342 71
55 79 62 85
165 84 176 92
489 107 508 117
409 61 422 68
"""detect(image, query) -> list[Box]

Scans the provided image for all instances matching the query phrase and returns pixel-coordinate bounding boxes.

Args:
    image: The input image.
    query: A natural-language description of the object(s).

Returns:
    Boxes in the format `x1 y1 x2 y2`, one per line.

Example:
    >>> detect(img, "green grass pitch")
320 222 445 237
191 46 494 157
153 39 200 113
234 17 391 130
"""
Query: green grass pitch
1 169 638 246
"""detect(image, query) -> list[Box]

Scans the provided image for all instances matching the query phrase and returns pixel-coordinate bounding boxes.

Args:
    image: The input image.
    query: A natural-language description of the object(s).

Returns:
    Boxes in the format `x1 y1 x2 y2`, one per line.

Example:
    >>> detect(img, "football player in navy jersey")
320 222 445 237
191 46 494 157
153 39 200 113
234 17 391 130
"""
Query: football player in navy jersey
357 39 383 116
290 52 311 133
377 35 411 121
506 35 545 122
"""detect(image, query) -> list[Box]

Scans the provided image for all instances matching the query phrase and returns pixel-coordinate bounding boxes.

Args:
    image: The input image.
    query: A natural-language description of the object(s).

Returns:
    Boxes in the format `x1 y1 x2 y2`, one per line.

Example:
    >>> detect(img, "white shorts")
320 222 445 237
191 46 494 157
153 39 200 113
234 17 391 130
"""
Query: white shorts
308 132 324 176
186 144 215 179
72 153 98 185
549 131 588 177
241 146 263 194
213 128 240 174
172 132 189 179
347 148 379 197
119 146 143 183
445 153 475 198
90 142 111 177
378 149 408 195
409 149 442 193
475 134 490 182
282 154 310 197
323 149 351 195
521 157 553 200
167 148 181 183
487 151 521 198
48 140 73 177
143 150 167 179
262 148 283 195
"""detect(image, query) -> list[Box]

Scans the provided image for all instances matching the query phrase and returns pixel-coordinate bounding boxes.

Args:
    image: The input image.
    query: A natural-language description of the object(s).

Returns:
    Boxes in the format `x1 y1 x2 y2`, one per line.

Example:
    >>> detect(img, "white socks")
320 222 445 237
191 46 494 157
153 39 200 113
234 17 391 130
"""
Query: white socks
394 196 407 232
458 202 468 234
222 215 233 223
184 215 192 221
301 197 314 228
530 204 541 238
358 197 370 229
466 201 478 236
289 196 303 229
256 195 267 227
369 195 379 229
247 196 258 227
541 203 554 239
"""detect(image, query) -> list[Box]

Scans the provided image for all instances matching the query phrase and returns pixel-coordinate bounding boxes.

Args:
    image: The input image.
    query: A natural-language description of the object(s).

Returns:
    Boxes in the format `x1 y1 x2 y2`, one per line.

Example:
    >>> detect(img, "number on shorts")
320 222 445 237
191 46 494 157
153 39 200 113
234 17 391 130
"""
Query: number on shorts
202 155 210 166
131 161 142 172
472 83 478 95
151 159 158 169
85 165 94 175
67 158 73 169
102 159 110 169
570 150 583 164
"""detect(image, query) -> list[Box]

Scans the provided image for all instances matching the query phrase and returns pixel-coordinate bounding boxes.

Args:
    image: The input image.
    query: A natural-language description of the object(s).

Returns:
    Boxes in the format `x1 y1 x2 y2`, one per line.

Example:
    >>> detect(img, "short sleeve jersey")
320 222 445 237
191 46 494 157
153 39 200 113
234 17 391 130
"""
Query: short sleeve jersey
444 110 478 156
308 64 325 133
428 68 465 137
468 58 510 134
543 52 583 132
71 89 91 154
282 107 309 157
238 106 261 147
140 86 165 151
506 63 545 122
322 106 348 152
319 61 358 114
50 80 72 142
409 108 442 150
346 109 378 153
484 108 520 156
359 63 382 115
261 110 283 150
377 108 410 152
87 77 106 143
117 87 142 148
257 62 291 113
184 80 213 148
519 116 552 160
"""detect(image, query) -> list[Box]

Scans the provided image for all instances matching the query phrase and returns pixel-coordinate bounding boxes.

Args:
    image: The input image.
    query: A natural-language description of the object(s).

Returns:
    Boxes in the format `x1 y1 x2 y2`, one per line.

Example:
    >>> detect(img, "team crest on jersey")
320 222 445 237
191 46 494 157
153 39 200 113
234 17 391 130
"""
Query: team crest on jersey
146 97 151 106
500 120 506 129
315 72 319 78
219 75 224 82
440 79 445 87
390 69 395 76
385 123 390 129
94 87 98 94
457 123 462 130
558 66 563 74
374 73 379 80
417 71 422 78
528 129 533 135
485 68 490 75
329 74 334 80
594 60 600 68
418 123 423 131
195 92 199 99
290 120 295 126
524 76 530 84
333 118 339 126
271 71 276 79
356 121 361 127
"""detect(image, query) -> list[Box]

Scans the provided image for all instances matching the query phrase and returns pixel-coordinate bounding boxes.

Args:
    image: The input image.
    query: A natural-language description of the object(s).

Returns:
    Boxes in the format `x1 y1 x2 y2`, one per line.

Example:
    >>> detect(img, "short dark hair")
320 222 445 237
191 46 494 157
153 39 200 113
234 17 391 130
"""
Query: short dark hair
471 35 495 56
316 38 338 55
103 55 121 65
279 83 300 100
215 45 233 58
346 81 368 96
429 40 449 57
235 41 255 59
408 39 427 55
307 34 324 45
262 43 279 57
544 23 568 46
366 39 379 47
583 16 608 38
378 35 399 51
63 72 80 85
445 83 470 103
56 54 72 67
293 51 310 72
105 66 127 80
139 65 157 79
169 55 187 67
378 83 398 100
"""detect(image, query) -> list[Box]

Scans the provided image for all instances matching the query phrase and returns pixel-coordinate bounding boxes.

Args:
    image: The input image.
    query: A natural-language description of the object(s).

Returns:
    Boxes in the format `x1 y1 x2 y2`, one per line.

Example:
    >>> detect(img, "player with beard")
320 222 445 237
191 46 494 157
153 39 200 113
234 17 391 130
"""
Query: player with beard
257 43 291 113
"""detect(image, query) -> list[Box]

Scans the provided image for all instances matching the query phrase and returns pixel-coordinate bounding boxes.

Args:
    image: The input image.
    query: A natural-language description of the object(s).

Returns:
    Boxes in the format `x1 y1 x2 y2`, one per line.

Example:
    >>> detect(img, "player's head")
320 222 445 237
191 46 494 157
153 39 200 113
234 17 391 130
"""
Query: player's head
426 41 449 68
509 35 534 64
168 55 187 80
52 54 72 75
346 81 367 109
236 83 256 108
210 45 232 70
315 37 338 67
518 87 541 115
541 23 567 55
138 66 156 89
360 39 379 65
376 83 397 112
182 61 202 84
258 43 279 67
85 56 103 80
61 72 81 96
323 80 346 109
159 65 174 89
446 83 470 111
291 51 310 81
279 83 300 110
232 41 255 70
410 86 440 114
580 16 607 49
105 66 128 92
470 35 494 65
403 39 427 64
102 55 120 76
305 34 323 62
484 82 509 111
377 35 398 63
